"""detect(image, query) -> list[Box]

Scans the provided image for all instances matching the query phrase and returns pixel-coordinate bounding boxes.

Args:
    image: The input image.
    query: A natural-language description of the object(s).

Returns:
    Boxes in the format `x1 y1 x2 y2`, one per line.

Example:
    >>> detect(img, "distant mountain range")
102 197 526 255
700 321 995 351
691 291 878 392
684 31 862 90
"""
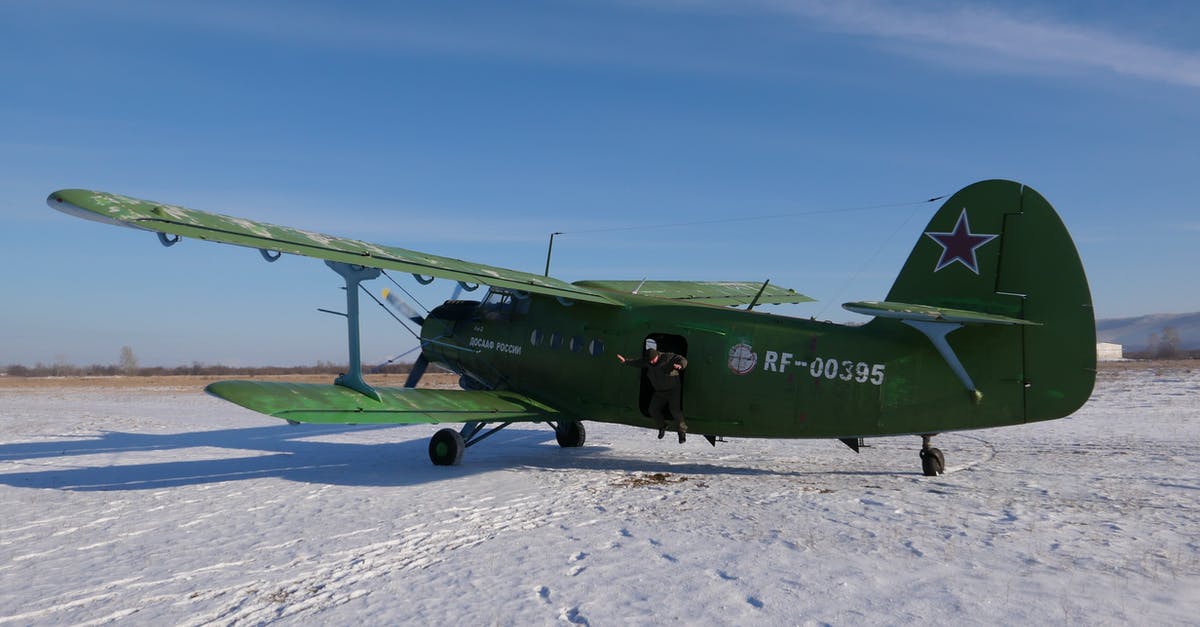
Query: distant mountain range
1096 312 1200 351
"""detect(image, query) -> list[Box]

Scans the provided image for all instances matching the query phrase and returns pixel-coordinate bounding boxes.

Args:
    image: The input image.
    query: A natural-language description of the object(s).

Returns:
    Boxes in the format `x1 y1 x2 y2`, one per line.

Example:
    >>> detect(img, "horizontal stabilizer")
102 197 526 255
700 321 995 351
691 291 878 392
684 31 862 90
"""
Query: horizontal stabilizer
206 380 561 425
575 280 813 306
842 300 1040 326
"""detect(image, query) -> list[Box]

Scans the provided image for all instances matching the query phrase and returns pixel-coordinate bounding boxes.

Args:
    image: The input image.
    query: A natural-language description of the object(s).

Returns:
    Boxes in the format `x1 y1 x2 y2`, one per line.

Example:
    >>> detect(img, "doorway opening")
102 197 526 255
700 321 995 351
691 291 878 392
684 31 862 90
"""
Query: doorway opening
637 333 688 417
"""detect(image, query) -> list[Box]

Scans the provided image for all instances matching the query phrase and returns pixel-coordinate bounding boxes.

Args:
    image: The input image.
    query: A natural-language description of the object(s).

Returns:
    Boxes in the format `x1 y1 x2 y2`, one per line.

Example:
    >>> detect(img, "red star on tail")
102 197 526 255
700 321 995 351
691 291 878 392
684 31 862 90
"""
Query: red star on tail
925 209 998 274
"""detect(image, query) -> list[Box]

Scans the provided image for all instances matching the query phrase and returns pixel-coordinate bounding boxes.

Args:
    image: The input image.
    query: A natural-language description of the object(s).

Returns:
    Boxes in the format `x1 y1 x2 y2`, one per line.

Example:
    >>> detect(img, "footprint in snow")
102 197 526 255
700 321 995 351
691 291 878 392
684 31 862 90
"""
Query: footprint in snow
903 540 924 558
746 596 764 609
534 585 550 602
559 606 590 625
714 570 738 581
568 551 589 576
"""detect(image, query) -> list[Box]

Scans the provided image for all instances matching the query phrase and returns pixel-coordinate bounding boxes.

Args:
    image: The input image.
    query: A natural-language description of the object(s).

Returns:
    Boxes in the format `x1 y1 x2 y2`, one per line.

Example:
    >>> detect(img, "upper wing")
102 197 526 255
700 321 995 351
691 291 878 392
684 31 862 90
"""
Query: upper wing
206 380 561 424
48 189 621 306
574 280 813 307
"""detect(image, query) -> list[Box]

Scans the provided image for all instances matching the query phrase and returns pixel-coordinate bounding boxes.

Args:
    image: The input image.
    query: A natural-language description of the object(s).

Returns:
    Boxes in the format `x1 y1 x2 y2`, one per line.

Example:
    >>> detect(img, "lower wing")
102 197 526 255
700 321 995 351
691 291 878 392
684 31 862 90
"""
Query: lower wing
206 381 561 425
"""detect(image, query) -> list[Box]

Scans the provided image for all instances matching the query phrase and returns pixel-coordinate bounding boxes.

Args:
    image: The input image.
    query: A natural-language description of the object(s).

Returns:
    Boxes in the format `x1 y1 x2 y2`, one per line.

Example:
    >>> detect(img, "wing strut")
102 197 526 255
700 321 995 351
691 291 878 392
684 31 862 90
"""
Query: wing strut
326 261 382 401
460 420 514 447
746 279 770 311
902 320 983 402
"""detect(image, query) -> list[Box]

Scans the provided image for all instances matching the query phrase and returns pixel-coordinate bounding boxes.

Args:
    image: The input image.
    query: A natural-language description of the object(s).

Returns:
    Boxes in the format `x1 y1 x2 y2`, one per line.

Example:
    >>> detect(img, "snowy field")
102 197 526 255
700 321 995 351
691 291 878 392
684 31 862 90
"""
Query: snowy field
1 366 1198 625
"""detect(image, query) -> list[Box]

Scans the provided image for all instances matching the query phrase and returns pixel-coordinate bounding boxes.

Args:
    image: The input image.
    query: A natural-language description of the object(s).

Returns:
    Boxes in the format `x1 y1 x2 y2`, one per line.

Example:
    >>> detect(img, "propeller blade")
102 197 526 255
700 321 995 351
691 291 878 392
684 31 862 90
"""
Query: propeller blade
405 354 429 388
382 288 425 326
370 344 422 374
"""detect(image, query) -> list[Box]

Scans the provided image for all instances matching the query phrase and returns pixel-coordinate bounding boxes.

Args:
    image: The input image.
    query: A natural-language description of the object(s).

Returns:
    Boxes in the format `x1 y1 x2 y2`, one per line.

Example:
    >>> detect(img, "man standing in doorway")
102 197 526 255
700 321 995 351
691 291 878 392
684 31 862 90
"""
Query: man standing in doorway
617 348 689 443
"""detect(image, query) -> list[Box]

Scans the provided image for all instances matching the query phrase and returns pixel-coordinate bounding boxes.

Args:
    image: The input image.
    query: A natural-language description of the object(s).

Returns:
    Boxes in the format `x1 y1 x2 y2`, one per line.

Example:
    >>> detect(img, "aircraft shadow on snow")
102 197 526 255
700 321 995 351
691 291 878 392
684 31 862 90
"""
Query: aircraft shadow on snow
0 420 909 492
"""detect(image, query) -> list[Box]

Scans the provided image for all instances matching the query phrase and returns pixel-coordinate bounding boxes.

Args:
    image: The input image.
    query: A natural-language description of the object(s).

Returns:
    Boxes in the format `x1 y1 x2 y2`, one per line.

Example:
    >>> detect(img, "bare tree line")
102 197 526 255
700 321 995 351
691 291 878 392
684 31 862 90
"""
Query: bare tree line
1126 326 1200 360
6 332 1196 378
3 346 416 378
2 362 418 378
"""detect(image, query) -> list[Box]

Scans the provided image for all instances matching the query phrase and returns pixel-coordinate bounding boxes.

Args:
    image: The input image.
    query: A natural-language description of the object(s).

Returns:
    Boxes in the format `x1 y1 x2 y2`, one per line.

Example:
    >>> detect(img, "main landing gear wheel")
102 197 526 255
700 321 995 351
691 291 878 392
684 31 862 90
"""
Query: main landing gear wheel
429 428 465 466
919 434 945 477
555 420 586 448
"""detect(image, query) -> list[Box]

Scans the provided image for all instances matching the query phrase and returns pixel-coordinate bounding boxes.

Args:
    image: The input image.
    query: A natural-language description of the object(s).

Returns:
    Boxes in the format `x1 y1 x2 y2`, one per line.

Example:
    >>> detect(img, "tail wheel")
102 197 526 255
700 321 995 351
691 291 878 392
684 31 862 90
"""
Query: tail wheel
429 428 465 465
919 447 945 476
555 420 586 448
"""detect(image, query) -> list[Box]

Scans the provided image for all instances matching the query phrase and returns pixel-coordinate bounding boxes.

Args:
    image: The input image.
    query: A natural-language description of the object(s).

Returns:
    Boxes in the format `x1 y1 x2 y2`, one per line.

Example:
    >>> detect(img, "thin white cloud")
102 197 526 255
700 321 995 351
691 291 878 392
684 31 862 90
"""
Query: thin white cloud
742 0 1200 88
38 0 1200 88
47 1 623 66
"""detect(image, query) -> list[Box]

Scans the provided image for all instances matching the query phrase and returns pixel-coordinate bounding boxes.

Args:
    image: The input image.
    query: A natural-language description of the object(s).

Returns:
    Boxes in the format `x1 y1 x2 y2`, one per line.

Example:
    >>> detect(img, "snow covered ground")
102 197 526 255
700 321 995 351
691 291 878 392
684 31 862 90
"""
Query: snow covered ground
1 366 1197 625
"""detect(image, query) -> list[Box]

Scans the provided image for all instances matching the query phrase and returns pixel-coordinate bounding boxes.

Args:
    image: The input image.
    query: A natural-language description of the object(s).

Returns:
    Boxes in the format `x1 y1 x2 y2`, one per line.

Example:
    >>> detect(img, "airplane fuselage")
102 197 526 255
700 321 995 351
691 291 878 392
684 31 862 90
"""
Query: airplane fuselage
422 289 1042 440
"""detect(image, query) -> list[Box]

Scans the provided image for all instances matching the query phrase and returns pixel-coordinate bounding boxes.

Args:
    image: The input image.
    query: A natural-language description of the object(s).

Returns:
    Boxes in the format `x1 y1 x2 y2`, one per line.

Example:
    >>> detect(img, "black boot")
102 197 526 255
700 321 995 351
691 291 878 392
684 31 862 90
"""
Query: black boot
677 423 687 444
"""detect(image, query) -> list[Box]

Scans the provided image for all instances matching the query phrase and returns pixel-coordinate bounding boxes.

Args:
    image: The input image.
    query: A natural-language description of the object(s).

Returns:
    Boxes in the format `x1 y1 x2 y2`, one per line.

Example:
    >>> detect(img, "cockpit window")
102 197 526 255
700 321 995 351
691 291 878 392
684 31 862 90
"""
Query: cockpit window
479 288 530 321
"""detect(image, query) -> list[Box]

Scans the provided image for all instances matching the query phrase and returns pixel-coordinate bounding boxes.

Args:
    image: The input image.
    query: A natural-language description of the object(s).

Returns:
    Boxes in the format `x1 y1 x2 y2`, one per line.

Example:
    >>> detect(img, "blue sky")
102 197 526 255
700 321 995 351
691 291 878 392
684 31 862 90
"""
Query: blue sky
2 0 1198 367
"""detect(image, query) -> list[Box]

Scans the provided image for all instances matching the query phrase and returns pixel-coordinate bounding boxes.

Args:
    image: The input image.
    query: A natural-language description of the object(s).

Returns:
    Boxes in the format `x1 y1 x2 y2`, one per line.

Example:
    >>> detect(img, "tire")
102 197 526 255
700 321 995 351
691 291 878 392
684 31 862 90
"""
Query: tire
931 448 945 473
555 420 586 448
920 447 945 476
429 428 465 465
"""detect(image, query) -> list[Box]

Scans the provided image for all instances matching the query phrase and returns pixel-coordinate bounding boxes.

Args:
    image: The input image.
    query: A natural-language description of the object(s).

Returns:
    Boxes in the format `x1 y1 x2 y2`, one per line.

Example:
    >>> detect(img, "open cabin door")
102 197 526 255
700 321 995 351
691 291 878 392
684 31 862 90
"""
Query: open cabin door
637 333 688 417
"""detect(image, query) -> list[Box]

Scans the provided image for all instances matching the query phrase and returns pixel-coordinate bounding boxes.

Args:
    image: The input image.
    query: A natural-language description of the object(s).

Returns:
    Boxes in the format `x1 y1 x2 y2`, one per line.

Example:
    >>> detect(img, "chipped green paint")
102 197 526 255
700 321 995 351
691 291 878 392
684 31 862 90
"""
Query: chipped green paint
575 280 814 306
841 301 1041 326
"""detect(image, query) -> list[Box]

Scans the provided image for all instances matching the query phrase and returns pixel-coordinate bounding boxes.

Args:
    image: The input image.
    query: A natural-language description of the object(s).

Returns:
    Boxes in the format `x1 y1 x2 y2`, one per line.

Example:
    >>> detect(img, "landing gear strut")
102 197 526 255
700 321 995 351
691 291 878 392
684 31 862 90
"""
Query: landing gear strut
427 420 586 466
919 434 945 477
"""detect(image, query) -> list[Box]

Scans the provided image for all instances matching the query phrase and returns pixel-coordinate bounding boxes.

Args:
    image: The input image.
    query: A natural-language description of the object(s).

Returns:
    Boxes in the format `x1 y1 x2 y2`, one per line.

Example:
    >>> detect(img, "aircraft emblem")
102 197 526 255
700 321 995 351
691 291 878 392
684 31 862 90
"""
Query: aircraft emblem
728 342 758 375
924 209 998 275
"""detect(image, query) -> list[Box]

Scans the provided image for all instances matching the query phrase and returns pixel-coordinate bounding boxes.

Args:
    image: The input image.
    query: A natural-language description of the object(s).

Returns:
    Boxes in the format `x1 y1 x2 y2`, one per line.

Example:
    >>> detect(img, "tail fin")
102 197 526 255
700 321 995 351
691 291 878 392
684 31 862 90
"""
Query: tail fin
882 179 1095 420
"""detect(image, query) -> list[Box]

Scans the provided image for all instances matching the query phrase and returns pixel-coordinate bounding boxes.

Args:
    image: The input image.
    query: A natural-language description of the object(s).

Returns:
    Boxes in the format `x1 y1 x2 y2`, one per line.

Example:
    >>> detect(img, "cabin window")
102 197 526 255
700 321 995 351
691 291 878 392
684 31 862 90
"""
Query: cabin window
530 329 543 346
588 339 605 357
549 332 563 349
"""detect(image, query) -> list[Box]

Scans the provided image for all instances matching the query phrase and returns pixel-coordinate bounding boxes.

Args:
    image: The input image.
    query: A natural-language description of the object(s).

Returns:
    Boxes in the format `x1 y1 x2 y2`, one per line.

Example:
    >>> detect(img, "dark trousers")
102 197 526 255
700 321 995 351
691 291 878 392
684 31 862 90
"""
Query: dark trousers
649 388 686 432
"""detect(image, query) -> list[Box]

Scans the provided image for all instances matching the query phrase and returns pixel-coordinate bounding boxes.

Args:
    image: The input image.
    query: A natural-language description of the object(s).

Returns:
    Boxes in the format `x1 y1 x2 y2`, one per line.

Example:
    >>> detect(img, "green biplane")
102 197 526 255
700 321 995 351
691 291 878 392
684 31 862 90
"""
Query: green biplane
47 179 1095 475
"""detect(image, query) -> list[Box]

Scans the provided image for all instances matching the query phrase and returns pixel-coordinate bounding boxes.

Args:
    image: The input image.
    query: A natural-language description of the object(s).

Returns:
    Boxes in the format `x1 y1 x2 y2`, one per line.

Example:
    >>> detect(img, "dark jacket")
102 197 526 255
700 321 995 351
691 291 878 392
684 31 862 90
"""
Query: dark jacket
624 352 687 391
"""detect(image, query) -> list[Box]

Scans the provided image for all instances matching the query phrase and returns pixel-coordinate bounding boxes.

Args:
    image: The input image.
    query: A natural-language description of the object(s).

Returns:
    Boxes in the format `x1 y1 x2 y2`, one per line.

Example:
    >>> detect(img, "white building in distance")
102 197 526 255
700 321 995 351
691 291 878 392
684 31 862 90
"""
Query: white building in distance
1097 342 1124 361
